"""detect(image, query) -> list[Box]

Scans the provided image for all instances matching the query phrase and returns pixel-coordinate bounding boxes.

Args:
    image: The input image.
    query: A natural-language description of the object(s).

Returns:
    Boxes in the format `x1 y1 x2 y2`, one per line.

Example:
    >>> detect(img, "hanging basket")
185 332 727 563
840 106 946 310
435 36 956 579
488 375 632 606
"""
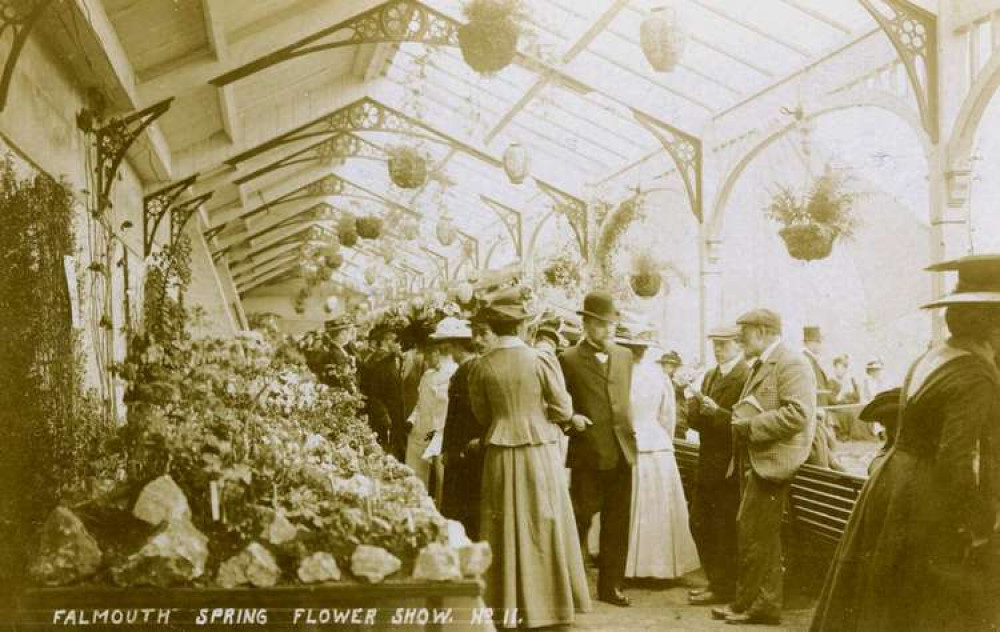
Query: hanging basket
457 13 520 75
324 252 344 270
640 6 686 72
778 223 837 261
400 217 420 241
629 271 663 298
388 147 428 189
502 142 530 184
356 216 383 240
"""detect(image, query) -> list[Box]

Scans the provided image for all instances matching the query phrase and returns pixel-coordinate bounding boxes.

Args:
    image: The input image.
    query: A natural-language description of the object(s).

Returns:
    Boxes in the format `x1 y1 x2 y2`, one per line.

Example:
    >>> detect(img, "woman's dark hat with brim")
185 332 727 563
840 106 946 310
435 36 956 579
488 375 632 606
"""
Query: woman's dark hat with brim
476 288 532 322
859 387 902 422
577 290 620 322
656 350 683 365
922 255 1000 308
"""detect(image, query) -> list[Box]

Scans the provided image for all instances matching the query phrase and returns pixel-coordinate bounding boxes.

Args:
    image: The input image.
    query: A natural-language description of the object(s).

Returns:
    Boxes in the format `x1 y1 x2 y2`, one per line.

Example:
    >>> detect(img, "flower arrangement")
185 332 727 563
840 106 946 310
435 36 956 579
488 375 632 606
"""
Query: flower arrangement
356 216 383 240
766 170 858 261
387 146 428 189
458 0 526 75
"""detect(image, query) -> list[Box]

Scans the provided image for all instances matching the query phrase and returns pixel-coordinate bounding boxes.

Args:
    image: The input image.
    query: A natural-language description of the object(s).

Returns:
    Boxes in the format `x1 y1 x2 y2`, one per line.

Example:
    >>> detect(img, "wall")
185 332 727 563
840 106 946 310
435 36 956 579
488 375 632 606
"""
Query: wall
0 28 240 410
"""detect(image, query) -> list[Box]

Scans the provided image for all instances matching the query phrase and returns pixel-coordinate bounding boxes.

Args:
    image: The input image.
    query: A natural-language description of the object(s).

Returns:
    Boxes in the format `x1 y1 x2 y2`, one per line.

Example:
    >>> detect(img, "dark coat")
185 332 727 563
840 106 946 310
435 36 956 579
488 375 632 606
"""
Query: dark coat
559 341 636 470
811 349 1000 632
360 350 405 456
440 359 483 539
688 359 750 485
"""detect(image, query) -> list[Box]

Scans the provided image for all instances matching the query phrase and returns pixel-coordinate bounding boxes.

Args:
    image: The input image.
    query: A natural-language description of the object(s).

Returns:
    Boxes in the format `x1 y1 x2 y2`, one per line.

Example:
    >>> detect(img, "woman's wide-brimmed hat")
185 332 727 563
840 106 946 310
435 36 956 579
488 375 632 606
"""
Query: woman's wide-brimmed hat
429 317 472 341
615 323 654 348
475 288 532 323
577 290 620 322
324 315 353 332
922 255 1000 308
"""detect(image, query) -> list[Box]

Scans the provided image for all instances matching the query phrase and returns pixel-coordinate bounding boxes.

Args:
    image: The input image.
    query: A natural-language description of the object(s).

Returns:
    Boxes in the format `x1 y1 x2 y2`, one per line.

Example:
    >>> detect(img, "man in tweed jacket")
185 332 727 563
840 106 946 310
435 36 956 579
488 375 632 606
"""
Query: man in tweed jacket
713 309 816 625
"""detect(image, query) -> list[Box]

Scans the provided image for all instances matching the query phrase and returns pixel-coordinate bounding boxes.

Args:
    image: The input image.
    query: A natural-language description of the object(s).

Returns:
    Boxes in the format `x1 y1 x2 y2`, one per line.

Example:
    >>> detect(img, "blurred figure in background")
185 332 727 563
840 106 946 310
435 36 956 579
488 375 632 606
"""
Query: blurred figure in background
657 350 688 439
861 358 886 402
802 326 832 407
828 355 862 441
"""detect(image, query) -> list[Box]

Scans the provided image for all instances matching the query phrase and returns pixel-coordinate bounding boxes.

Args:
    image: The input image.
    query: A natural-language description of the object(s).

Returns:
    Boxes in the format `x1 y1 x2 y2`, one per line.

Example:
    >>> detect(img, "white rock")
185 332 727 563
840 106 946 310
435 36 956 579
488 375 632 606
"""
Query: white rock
132 475 191 525
350 545 401 583
297 552 341 583
412 542 461 582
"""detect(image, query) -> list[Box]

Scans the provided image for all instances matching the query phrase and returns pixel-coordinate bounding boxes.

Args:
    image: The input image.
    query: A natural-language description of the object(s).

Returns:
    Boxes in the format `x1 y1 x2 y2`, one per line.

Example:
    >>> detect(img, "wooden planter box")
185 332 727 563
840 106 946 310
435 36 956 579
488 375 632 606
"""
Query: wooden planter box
15 580 493 631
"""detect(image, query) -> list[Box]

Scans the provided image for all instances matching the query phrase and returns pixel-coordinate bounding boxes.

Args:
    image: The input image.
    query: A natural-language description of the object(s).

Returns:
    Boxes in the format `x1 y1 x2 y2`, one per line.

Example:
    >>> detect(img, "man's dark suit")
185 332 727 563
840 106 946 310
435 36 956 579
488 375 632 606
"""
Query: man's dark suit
559 340 636 596
687 358 749 599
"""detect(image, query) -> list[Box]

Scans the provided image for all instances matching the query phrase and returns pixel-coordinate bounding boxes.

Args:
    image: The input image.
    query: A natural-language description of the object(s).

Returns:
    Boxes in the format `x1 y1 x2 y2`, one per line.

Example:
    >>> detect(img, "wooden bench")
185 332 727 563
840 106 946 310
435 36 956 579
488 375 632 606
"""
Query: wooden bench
674 440 867 592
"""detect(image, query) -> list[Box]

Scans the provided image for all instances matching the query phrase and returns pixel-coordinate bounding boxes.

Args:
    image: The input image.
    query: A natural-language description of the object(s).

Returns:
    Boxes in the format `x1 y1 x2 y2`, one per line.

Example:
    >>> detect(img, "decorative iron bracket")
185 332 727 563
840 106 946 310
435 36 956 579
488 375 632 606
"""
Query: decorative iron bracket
143 175 197 256
480 195 524 258
457 231 480 273
538 181 589 261
0 0 53 111
83 99 172 214
633 110 703 223
210 0 459 87
421 246 450 284
232 133 383 186
858 0 938 142
170 192 214 245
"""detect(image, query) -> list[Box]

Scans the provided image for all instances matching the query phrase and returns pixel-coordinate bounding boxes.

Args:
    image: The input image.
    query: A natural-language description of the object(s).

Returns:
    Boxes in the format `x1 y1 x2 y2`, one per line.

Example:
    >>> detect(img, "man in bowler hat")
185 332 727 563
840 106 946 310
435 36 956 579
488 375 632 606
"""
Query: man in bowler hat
559 291 637 607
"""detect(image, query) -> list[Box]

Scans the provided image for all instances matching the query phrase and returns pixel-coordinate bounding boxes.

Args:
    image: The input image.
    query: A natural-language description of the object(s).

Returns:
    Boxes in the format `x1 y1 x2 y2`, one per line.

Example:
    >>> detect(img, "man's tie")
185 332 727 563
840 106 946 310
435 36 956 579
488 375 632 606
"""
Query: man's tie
740 358 763 399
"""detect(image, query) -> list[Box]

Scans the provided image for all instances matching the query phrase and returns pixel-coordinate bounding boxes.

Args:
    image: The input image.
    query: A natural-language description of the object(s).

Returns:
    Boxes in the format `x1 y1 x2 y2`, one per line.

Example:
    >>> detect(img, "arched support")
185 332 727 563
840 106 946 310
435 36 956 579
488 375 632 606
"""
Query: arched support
706 93 930 241
479 195 524 259
858 0 939 142
633 111 703 223
948 49 1000 186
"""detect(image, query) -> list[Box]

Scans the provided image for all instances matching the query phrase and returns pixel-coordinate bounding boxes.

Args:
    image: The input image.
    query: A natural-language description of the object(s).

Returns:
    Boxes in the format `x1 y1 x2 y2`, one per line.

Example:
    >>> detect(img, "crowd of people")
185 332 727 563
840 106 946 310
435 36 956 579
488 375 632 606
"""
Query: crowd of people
298 255 999 631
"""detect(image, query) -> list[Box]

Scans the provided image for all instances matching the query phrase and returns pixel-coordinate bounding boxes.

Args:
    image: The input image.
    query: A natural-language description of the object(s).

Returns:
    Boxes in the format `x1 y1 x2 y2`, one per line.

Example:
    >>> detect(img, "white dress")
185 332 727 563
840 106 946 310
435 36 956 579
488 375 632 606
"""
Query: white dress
405 357 457 489
624 361 701 579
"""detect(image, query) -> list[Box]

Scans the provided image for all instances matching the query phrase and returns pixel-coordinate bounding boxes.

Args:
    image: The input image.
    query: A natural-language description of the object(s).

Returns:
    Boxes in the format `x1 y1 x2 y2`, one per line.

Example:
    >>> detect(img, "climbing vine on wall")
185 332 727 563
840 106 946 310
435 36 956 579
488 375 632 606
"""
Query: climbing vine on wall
0 154 117 581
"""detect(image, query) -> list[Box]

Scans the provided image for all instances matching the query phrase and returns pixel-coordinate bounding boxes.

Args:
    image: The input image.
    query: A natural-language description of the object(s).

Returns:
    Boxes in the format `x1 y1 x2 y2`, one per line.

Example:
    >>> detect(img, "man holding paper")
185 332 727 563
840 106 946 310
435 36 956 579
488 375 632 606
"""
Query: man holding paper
712 309 816 626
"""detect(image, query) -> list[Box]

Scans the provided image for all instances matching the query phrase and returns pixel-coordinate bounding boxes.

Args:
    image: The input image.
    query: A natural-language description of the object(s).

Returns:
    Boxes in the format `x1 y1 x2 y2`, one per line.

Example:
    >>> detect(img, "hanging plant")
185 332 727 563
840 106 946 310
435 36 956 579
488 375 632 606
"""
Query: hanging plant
324 252 344 270
387 146 428 189
629 253 663 298
541 252 582 290
595 193 645 282
356 215 383 240
640 6 686 72
436 214 457 247
337 214 358 248
502 142 530 184
765 170 858 262
458 0 525 75
364 266 378 286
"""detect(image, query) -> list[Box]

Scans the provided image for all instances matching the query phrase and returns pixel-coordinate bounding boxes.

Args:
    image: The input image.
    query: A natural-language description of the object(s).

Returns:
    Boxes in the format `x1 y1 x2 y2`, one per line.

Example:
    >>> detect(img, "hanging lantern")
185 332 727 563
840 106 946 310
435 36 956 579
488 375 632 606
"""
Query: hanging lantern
364 266 378 285
640 6 686 73
382 246 394 264
436 214 456 247
503 142 530 184
401 217 419 241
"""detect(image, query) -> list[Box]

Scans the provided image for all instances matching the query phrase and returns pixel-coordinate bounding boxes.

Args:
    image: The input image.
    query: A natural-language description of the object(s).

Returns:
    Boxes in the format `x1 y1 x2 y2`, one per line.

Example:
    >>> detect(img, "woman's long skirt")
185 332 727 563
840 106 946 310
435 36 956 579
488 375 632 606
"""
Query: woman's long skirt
625 449 700 579
481 441 592 629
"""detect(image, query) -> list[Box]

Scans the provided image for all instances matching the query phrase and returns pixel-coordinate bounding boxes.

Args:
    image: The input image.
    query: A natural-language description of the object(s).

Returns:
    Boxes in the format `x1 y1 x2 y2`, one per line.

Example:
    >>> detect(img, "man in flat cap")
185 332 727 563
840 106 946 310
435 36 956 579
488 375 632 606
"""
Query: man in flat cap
686 325 749 607
559 290 636 607
712 309 816 625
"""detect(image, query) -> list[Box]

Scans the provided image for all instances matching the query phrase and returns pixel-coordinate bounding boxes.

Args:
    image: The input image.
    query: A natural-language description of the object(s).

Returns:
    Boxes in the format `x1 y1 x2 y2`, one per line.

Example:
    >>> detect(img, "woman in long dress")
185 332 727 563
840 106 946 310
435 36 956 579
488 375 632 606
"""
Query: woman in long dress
811 257 1000 632
619 326 700 580
469 295 591 629
405 319 466 491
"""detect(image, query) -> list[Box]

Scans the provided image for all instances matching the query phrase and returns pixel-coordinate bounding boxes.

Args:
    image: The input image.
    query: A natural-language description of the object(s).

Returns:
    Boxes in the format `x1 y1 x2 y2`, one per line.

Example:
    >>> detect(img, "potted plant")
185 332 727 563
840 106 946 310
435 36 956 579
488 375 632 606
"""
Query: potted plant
629 252 663 298
356 215 383 240
458 0 525 75
337 214 359 248
387 146 428 189
766 170 857 261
